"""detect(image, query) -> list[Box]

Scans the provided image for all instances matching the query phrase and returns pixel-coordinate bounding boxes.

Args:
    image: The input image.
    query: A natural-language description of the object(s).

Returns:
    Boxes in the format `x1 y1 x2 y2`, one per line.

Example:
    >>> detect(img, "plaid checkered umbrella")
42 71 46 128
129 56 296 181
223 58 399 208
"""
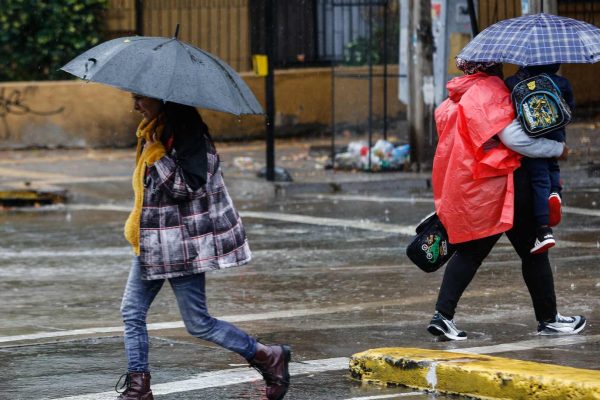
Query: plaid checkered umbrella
457 13 600 66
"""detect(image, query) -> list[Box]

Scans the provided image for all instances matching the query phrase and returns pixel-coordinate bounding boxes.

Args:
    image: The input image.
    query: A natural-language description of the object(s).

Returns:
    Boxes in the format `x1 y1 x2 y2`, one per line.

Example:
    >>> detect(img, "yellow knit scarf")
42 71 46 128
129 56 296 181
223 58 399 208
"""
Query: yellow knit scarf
124 117 166 255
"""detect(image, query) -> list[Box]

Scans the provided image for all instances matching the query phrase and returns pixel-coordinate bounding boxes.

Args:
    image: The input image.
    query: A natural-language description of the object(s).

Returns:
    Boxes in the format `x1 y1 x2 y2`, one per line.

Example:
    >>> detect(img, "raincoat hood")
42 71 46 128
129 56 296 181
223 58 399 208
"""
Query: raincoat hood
433 73 521 244
446 72 487 102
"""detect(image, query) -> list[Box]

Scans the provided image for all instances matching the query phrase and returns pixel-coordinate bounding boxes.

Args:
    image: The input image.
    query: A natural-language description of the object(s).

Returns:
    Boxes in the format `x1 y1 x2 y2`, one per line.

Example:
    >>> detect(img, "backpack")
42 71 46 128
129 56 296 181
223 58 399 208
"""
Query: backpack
406 212 455 273
511 73 572 137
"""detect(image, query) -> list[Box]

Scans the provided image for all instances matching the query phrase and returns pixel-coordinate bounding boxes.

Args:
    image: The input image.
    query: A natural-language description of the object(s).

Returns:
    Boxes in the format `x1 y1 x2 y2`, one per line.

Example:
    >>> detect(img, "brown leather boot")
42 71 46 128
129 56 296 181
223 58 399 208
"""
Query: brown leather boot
249 343 291 400
114 372 154 400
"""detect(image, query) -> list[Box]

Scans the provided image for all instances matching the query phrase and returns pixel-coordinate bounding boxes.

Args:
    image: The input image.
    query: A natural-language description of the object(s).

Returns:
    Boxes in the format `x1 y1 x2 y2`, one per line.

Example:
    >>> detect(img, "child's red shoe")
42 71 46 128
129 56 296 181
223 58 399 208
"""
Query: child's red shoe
548 193 562 227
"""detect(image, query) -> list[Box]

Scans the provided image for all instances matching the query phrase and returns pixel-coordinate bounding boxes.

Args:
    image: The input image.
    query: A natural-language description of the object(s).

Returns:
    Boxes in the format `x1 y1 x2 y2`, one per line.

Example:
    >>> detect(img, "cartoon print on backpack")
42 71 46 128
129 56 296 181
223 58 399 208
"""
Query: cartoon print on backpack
511 73 572 137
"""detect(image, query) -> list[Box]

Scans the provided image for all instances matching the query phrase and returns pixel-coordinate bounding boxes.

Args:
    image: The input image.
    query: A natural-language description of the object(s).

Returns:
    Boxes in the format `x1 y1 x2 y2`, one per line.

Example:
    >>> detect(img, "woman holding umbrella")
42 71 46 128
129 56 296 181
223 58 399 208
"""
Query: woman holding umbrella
61 33 290 400
114 95 290 400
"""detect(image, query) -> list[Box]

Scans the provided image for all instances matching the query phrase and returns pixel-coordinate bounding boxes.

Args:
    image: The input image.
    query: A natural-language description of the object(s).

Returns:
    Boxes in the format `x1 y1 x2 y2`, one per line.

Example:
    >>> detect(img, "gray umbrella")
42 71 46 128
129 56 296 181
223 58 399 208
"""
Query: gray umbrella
61 35 263 115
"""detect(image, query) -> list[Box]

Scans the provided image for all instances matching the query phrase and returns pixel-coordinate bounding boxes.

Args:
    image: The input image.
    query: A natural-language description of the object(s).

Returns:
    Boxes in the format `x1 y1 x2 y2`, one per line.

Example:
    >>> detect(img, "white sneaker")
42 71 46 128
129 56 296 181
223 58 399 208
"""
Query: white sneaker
531 226 555 254
537 313 586 335
427 311 467 340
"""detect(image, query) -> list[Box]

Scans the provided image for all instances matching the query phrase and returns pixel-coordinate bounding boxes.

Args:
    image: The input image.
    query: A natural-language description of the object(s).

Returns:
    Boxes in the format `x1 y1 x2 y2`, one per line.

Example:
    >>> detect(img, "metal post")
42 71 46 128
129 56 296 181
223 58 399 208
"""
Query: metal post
331 1 337 169
383 0 388 140
406 0 417 167
367 3 373 171
466 0 478 36
265 0 276 181
544 0 558 14
529 0 556 14
135 0 144 36
410 0 424 170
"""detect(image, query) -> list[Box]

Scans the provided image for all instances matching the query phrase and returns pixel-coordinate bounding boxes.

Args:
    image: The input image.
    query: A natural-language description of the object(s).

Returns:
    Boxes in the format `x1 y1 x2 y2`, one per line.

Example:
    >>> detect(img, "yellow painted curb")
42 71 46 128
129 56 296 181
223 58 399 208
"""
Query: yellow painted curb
0 188 66 206
349 347 600 400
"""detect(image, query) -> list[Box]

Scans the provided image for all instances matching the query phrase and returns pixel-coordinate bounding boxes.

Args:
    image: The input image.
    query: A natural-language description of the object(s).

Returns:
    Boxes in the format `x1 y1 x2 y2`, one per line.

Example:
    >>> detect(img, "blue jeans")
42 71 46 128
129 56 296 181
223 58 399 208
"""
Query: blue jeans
121 258 257 372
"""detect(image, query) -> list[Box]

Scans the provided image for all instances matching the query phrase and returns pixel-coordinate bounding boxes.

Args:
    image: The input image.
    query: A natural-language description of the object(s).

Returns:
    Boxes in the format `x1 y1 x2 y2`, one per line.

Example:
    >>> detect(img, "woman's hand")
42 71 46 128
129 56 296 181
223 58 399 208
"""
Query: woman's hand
558 143 569 160
143 140 153 152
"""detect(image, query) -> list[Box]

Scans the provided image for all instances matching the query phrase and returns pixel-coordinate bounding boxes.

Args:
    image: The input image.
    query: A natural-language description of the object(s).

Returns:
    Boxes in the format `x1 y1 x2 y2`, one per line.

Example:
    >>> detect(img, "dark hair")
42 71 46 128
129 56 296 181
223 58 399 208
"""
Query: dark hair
524 63 561 75
160 102 214 148
160 102 213 190
482 63 504 79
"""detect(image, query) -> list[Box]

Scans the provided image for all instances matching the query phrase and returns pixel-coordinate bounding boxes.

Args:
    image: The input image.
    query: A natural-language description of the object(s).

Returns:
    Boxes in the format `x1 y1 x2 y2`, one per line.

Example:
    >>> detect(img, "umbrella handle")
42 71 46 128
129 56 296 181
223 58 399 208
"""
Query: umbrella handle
173 24 180 39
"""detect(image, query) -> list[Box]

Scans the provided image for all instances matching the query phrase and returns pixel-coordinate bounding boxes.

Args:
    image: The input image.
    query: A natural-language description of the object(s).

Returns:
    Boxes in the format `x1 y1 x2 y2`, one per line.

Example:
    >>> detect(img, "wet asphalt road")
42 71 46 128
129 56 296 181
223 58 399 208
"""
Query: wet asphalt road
0 139 599 399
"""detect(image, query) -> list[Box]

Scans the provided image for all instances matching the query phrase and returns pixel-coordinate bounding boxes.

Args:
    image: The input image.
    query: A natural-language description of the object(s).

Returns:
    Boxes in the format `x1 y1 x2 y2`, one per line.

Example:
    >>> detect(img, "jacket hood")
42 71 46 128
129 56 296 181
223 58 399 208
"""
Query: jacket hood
446 72 489 102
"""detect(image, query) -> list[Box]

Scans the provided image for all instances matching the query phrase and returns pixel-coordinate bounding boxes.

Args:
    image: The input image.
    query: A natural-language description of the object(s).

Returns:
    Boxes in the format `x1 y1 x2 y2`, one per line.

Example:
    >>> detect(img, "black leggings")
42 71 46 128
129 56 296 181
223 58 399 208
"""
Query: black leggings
435 167 557 322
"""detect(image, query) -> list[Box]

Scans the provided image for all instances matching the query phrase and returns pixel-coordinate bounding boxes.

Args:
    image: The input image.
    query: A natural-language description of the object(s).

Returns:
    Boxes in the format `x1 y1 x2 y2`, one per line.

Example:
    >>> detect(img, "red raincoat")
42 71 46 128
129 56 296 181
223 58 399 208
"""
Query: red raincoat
433 72 522 244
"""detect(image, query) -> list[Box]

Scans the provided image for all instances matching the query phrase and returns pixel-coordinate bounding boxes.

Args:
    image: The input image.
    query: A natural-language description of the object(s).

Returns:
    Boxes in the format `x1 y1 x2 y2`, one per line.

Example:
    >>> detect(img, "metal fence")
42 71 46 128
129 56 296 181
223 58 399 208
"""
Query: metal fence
317 0 398 64
248 0 320 68
325 0 400 170
105 0 400 71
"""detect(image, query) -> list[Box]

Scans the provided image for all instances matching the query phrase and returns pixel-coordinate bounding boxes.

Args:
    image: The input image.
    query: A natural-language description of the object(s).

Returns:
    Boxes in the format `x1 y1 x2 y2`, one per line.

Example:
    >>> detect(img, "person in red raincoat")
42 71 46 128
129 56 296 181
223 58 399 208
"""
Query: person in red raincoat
426 58 587 341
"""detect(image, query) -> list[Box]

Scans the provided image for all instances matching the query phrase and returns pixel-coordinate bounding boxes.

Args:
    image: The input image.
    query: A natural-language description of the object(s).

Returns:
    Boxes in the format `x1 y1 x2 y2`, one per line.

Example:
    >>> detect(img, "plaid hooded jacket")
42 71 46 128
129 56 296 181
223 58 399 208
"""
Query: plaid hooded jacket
139 140 251 280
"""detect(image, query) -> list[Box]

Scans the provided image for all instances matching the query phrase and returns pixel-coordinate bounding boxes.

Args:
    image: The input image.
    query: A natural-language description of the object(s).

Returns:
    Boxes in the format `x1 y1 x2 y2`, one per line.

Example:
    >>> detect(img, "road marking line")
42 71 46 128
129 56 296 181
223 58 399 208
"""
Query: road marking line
1 241 598 263
55 357 349 400
240 211 416 235
563 205 600 217
0 167 71 180
306 193 435 204
457 334 600 354
0 247 131 260
47 204 131 212
301 193 600 217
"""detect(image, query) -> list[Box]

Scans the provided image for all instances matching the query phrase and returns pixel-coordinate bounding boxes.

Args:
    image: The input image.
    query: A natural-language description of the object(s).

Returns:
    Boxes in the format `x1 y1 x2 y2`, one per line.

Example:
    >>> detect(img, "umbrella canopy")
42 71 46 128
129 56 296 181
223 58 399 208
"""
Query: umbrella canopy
61 36 263 115
457 13 600 66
